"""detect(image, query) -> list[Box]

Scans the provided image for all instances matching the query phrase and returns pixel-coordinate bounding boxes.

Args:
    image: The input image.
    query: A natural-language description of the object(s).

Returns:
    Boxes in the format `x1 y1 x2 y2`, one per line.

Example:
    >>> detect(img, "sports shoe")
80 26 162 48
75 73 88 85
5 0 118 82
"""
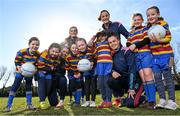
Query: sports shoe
154 99 166 109
112 98 121 107
56 102 64 108
26 104 36 110
4 106 11 112
98 102 112 108
68 100 74 105
90 101 96 107
39 101 47 110
81 101 90 107
72 102 80 107
148 102 156 110
164 100 178 110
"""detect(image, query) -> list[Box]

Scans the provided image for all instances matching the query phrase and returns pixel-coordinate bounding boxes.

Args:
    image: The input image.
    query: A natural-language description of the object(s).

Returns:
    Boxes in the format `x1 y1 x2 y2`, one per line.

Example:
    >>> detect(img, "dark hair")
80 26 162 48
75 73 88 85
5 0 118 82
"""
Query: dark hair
48 43 61 53
96 30 107 38
76 38 87 45
146 6 164 27
107 32 120 40
98 10 110 21
28 37 40 45
69 26 78 33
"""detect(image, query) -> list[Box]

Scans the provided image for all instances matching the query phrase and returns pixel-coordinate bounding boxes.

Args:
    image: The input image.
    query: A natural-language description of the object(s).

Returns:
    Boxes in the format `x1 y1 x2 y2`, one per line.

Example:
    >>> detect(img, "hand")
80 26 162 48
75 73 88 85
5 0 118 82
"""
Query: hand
90 62 94 69
17 66 22 72
112 71 121 79
74 73 81 78
128 90 136 99
88 35 96 47
128 44 136 51
149 33 162 42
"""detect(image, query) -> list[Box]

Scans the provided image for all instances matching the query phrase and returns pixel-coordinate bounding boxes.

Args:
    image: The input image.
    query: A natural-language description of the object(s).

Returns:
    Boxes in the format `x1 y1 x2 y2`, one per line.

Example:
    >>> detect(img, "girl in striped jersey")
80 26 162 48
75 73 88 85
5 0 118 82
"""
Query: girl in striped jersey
65 43 83 106
146 6 177 110
76 38 97 107
36 43 61 109
4 37 40 112
92 31 113 108
128 13 156 109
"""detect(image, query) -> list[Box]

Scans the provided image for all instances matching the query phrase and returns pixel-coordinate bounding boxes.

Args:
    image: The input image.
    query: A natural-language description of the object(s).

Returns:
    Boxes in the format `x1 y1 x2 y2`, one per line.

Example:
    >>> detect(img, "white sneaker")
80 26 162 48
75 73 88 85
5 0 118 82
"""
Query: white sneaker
155 99 166 109
90 101 96 107
164 100 178 110
81 101 90 107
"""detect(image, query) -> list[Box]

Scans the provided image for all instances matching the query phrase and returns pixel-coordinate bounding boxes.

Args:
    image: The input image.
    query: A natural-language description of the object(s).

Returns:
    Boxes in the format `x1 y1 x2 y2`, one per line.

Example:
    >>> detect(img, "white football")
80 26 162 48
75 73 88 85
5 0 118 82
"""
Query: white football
77 59 91 72
148 25 166 40
21 63 36 77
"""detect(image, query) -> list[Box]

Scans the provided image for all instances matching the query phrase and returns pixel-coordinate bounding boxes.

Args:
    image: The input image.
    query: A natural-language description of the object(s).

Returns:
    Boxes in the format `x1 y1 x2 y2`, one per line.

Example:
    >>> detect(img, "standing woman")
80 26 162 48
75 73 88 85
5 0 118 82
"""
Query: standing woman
64 26 79 48
98 10 129 39
4 37 40 112
88 10 129 47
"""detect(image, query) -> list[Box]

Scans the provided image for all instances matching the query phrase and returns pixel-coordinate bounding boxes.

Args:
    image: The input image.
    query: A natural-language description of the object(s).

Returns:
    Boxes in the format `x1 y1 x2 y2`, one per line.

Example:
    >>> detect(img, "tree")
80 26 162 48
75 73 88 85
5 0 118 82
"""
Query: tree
0 65 7 80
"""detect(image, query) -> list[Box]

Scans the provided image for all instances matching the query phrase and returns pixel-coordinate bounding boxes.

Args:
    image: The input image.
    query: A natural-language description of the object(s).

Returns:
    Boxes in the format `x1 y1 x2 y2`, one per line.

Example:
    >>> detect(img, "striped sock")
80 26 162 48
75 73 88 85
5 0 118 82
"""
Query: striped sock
163 69 175 101
154 72 166 100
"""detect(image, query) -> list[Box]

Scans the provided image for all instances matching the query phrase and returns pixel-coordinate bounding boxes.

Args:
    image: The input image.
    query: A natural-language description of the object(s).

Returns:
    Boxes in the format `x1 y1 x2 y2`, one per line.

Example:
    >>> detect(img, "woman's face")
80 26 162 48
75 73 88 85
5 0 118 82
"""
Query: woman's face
133 16 143 28
70 44 77 55
100 11 110 24
147 8 159 24
108 36 120 50
49 47 60 58
29 40 39 53
69 27 78 38
76 40 87 52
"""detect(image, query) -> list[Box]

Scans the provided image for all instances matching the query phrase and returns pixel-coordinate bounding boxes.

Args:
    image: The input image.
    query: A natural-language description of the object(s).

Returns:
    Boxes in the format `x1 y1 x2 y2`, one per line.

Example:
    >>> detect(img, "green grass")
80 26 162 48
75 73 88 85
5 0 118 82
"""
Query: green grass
0 91 180 115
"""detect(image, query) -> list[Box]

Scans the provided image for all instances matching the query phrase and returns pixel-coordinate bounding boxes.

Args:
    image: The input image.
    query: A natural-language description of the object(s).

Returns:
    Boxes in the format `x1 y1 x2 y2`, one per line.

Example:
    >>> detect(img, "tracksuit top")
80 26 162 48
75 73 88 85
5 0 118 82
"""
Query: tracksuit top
102 21 129 39
112 46 136 90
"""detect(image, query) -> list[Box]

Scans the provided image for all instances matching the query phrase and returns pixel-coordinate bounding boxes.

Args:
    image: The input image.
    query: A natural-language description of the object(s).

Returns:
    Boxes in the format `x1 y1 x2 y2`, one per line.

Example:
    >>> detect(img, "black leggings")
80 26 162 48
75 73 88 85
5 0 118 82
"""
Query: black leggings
84 76 97 101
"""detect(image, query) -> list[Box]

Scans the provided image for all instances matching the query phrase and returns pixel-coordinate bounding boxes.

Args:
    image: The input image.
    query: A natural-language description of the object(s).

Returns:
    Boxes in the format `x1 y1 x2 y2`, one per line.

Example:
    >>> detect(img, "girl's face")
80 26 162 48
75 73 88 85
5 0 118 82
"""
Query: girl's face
49 47 60 58
29 40 39 53
61 48 69 57
69 27 78 38
133 16 143 28
100 11 110 24
99 35 107 42
147 8 160 24
70 44 77 55
108 36 120 50
76 40 87 52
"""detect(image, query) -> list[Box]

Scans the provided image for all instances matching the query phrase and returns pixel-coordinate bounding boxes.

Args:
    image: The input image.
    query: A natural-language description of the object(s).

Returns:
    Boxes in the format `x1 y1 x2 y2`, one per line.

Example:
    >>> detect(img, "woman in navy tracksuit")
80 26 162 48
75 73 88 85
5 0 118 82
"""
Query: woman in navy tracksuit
107 32 145 108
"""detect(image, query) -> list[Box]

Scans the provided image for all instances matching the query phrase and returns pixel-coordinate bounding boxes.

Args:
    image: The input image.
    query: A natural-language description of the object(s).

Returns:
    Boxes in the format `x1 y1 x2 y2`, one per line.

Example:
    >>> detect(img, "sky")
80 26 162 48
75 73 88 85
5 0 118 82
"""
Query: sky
0 0 180 69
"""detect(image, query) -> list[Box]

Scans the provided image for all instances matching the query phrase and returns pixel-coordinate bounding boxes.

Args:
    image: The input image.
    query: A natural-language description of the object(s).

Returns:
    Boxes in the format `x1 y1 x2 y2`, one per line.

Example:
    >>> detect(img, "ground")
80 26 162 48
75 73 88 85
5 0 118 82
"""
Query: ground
0 91 180 115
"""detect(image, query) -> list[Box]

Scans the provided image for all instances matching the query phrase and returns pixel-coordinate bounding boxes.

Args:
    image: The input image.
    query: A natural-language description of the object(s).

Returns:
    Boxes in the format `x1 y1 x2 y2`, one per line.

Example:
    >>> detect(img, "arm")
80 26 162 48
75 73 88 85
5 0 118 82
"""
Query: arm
134 37 150 48
118 24 129 39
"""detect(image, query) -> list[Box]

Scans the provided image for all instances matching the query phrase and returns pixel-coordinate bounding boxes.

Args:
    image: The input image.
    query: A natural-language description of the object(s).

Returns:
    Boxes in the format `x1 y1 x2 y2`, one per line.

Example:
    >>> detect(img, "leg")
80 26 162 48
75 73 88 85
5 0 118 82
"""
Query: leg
84 77 91 101
7 74 23 108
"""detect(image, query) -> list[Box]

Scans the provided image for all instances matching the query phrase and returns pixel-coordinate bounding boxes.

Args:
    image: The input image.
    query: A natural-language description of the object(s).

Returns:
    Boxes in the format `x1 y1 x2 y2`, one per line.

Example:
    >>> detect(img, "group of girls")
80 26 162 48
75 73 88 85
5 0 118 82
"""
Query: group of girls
4 5 178 112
